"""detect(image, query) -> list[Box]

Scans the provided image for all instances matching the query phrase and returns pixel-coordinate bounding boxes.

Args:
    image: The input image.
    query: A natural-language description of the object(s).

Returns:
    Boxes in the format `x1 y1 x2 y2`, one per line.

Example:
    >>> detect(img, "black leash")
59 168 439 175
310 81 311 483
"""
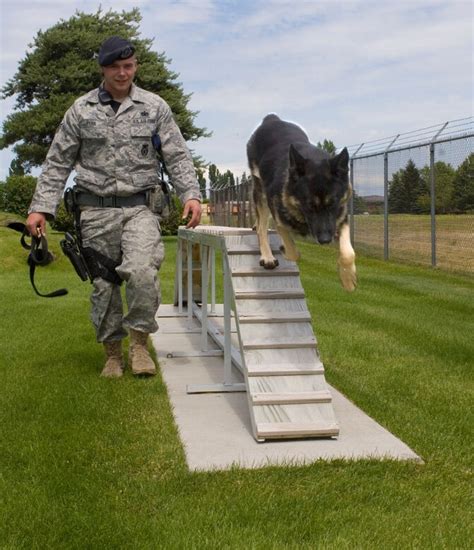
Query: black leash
7 222 68 298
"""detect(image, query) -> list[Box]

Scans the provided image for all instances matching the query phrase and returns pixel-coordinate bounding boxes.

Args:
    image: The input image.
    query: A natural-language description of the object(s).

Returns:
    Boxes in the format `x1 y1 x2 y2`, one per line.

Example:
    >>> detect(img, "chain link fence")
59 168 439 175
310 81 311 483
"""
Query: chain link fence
209 117 474 275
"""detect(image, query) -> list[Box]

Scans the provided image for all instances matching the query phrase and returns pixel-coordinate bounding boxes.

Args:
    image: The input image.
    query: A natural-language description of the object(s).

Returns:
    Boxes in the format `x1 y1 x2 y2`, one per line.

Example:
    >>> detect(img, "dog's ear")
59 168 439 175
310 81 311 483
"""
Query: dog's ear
330 147 349 177
289 144 306 176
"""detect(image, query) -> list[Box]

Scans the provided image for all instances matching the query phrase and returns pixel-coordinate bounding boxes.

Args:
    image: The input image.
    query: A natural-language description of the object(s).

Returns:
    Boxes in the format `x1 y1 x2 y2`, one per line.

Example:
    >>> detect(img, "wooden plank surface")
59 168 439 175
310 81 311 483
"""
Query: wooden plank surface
238 311 312 323
227 245 281 255
175 228 340 440
242 336 317 350
234 290 305 299
257 422 339 438
251 390 332 405
246 363 324 376
231 267 299 276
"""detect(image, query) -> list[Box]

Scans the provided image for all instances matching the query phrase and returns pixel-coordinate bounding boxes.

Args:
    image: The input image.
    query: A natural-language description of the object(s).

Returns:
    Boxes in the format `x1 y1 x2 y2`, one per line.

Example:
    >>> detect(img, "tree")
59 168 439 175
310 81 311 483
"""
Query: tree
219 169 235 188
0 175 37 217
452 153 474 213
195 167 207 200
240 172 249 187
419 162 456 214
316 139 337 155
388 159 426 214
0 8 209 173
208 164 221 190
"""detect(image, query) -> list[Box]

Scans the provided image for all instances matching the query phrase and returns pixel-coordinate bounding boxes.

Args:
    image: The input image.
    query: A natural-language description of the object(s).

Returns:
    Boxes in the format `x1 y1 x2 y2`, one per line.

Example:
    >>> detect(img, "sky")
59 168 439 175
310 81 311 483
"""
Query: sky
0 0 473 183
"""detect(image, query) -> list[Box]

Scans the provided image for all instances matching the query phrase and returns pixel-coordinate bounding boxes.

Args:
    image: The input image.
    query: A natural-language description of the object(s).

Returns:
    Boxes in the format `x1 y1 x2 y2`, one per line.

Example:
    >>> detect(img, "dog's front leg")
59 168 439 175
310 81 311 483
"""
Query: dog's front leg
337 222 357 291
255 201 279 269
275 223 301 262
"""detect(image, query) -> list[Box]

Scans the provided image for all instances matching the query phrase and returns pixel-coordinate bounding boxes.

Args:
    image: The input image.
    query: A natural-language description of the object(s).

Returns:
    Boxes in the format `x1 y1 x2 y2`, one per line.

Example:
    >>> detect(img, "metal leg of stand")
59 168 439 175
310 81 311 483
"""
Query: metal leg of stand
210 248 216 314
223 256 232 386
187 240 192 322
178 238 183 314
201 245 209 351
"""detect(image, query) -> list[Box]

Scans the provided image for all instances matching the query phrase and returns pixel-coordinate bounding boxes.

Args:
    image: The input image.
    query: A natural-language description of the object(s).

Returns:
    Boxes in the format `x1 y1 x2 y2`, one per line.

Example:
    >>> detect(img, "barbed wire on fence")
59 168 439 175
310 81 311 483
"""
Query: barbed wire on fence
347 117 474 158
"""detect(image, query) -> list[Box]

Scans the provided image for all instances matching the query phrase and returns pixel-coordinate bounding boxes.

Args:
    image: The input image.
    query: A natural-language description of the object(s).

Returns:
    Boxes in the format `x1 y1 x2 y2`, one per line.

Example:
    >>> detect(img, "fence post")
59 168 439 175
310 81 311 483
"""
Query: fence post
429 122 449 267
349 144 363 247
383 152 389 261
430 142 437 267
349 158 355 246
384 135 400 261
240 183 245 227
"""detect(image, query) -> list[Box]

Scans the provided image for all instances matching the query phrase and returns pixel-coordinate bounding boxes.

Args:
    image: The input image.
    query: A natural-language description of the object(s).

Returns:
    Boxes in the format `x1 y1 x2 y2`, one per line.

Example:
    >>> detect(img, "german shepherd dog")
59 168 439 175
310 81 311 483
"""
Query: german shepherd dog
247 114 356 291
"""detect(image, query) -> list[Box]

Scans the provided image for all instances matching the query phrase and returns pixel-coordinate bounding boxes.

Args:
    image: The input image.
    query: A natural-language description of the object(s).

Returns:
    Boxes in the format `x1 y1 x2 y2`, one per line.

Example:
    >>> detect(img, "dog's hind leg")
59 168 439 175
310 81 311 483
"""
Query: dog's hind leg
337 222 357 291
252 173 279 269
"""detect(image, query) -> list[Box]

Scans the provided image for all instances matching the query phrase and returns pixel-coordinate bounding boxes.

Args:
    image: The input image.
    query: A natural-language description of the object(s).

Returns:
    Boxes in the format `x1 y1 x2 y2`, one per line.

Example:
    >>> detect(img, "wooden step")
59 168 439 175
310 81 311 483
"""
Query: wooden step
239 312 312 323
247 363 324 376
227 245 281 255
257 422 339 439
242 336 317 350
252 390 332 405
234 290 305 300
231 267 299 276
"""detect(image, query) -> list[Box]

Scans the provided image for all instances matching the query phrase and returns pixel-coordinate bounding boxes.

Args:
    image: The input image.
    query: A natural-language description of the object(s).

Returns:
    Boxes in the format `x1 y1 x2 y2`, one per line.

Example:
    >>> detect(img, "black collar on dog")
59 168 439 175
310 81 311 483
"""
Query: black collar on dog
7 222 68 298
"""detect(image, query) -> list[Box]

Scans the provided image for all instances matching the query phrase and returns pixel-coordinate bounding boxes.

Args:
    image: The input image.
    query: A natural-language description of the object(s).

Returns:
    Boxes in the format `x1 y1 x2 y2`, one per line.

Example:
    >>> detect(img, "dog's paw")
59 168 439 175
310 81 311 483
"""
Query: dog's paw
260 257 279 269
280 245 301 262
338 261 357 292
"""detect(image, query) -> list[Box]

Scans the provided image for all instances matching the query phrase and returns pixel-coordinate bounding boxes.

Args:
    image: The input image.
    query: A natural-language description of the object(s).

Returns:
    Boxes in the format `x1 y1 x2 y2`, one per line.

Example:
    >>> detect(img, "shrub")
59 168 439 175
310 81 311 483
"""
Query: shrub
50 200 74 233
160 194 184 236
1 175 37 217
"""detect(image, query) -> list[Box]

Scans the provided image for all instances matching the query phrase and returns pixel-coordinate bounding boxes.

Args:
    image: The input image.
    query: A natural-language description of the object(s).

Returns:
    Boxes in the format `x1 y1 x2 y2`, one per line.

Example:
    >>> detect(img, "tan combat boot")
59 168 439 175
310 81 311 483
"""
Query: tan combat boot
129 329 156 377
101 340 124 378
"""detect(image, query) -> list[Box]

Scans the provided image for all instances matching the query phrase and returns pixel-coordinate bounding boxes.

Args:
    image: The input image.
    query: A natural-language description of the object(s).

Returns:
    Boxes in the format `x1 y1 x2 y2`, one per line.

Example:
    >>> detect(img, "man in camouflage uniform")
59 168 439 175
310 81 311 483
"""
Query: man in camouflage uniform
26 36 201 378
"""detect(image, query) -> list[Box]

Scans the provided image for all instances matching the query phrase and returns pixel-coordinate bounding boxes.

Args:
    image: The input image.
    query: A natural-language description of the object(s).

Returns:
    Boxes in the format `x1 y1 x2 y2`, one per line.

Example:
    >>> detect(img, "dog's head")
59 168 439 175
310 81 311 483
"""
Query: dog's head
288 145 350 244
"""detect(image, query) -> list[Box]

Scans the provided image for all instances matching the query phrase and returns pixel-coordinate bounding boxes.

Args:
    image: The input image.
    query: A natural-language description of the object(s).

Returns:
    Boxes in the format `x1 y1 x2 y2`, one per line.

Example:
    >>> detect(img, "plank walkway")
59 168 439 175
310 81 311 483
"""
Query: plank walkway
176 226 339 441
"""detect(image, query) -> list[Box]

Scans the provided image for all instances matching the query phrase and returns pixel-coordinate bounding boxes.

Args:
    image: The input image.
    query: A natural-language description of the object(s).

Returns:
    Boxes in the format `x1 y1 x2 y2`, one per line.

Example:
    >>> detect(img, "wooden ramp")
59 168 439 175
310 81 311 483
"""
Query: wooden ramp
177 226 339 441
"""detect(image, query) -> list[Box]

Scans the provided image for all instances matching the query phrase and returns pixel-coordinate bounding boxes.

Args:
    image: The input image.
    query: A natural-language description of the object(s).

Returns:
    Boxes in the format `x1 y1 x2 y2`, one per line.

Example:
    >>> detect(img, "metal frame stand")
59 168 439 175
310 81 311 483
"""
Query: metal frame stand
175 228 246 394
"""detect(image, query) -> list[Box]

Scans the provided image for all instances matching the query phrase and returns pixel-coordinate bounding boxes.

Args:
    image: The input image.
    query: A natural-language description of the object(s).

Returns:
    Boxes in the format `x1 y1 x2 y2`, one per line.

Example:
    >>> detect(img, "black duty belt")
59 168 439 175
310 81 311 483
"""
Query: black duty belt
75 192 148 208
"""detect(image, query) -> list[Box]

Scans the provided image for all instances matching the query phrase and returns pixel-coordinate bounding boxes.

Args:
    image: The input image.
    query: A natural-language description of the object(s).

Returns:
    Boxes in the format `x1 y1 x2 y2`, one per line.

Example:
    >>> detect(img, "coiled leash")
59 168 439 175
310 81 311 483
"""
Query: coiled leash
7 222 68 298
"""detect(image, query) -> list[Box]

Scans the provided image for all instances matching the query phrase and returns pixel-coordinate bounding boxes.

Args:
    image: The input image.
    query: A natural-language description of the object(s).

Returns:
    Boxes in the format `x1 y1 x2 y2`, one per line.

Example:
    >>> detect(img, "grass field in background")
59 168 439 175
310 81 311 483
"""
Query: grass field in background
0 212 473 549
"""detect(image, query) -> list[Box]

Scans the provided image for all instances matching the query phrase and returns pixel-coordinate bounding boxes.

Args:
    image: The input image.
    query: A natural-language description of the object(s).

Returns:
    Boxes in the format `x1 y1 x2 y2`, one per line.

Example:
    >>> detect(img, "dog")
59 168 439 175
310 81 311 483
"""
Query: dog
247 114 356 291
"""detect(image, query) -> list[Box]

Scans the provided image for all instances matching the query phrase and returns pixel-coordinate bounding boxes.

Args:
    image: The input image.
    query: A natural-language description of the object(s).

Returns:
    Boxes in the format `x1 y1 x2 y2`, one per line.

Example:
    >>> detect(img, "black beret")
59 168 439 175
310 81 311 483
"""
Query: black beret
98 36 135 66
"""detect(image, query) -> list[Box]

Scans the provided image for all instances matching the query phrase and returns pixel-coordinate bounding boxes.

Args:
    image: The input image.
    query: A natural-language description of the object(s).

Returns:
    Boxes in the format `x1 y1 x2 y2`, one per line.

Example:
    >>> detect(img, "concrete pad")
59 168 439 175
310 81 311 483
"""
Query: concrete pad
152 309 422 471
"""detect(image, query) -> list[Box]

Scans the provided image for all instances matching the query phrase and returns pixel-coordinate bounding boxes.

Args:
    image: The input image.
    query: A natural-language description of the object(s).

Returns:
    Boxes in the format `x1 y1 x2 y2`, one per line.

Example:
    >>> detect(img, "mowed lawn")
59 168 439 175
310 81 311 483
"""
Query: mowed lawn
0 213 473 549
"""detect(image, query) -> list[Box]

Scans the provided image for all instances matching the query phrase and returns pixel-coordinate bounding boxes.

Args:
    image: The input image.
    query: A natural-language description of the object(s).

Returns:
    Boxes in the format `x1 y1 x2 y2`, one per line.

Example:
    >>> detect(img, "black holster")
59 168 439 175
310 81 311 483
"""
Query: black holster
61 188 123 286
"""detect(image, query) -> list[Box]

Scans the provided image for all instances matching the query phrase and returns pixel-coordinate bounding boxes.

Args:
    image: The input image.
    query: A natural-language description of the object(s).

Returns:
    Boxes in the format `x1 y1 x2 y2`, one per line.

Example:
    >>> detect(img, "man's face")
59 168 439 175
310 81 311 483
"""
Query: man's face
102 55 138 98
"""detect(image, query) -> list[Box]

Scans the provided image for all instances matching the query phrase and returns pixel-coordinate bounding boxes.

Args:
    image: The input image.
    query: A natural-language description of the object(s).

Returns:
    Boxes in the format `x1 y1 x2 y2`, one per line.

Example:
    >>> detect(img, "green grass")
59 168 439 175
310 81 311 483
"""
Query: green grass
1 213 473 549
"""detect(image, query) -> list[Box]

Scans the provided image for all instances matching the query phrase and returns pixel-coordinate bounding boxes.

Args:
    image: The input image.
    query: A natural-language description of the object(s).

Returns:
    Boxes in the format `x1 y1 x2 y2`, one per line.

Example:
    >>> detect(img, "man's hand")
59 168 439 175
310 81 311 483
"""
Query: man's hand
26 212 47 237
182 199 202 229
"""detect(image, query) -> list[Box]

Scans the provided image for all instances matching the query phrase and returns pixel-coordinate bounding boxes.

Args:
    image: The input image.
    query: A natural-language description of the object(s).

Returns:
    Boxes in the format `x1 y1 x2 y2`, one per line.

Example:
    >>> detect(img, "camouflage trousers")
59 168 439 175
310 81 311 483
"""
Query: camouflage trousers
80 205 165 342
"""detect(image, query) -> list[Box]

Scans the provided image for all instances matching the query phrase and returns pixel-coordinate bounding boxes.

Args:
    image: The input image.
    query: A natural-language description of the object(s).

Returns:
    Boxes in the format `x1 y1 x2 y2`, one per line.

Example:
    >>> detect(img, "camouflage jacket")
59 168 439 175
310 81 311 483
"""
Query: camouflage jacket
29 84 201 217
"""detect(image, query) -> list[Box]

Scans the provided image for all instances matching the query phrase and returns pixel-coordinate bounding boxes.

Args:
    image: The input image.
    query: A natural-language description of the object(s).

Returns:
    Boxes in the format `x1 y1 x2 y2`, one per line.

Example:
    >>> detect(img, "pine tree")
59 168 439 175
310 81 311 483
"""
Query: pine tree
388 160 425 214
208 164 221 190
0 8 208 173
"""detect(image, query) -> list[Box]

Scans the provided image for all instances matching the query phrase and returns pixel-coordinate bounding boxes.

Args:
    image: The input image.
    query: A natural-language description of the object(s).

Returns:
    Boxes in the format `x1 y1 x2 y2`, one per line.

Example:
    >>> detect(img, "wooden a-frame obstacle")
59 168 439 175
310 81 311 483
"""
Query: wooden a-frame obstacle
161 225 339 442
